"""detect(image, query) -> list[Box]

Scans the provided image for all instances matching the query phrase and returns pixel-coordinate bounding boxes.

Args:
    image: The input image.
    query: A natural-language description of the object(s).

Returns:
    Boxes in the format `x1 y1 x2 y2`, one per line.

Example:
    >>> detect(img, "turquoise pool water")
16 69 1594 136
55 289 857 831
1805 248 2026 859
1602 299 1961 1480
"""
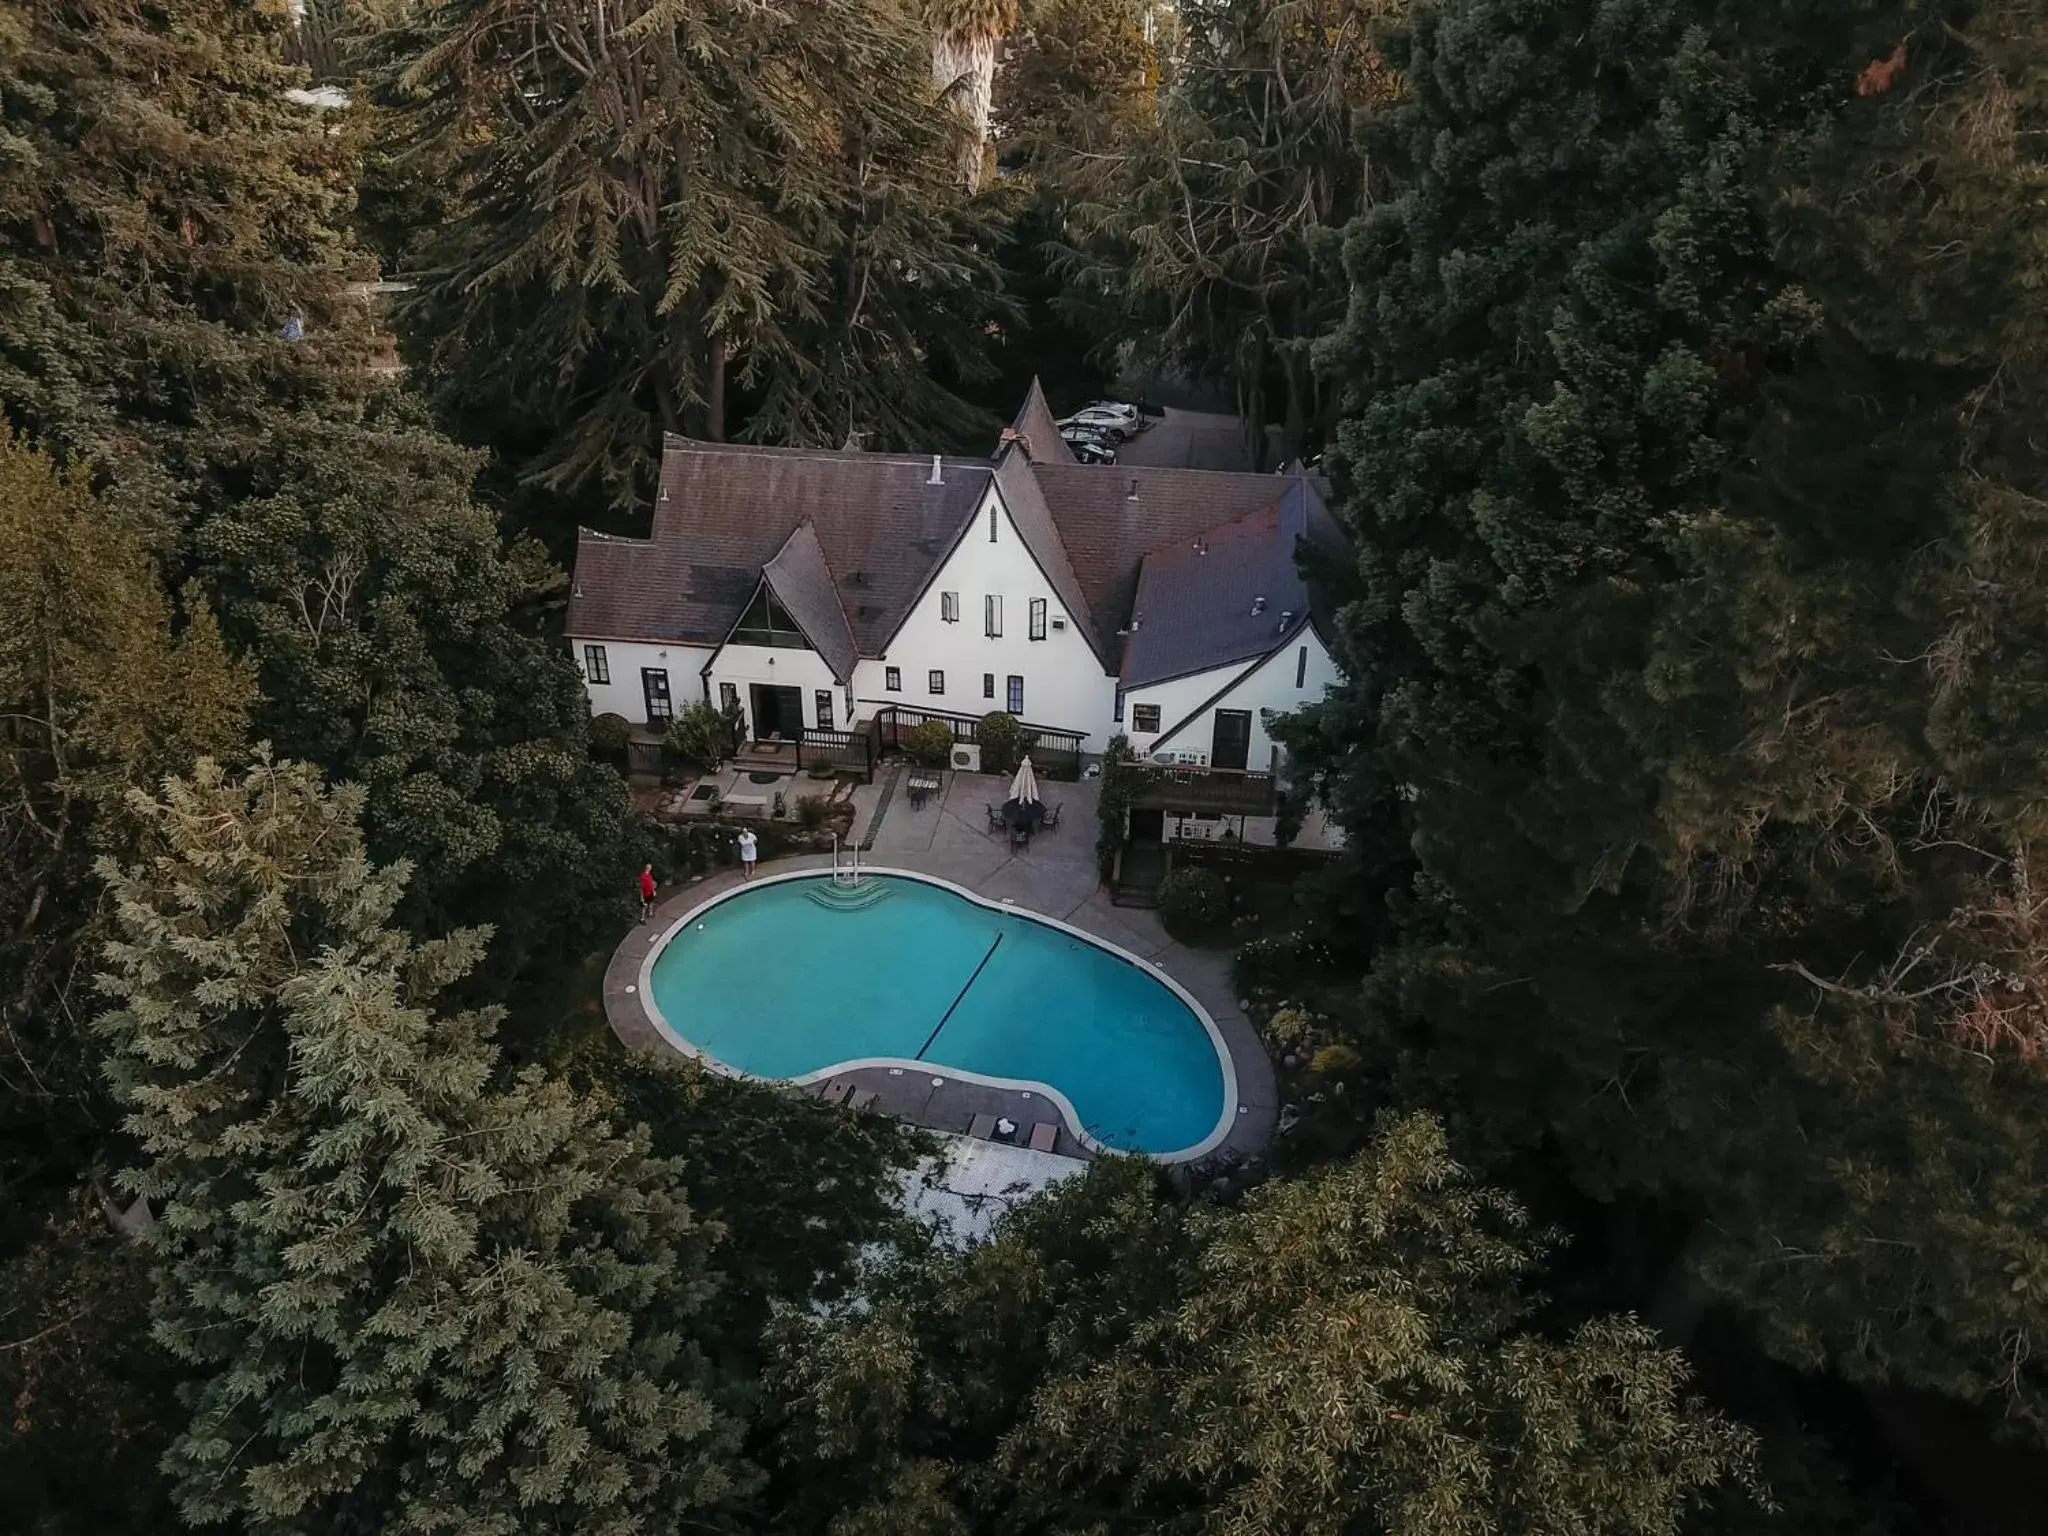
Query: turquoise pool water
645 874 1229 1156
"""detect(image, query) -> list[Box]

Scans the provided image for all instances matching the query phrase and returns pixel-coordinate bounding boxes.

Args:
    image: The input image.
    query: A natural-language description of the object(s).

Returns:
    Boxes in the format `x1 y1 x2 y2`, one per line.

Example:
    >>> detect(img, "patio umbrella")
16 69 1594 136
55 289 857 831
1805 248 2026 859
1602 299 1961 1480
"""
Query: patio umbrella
1009 755 1040 806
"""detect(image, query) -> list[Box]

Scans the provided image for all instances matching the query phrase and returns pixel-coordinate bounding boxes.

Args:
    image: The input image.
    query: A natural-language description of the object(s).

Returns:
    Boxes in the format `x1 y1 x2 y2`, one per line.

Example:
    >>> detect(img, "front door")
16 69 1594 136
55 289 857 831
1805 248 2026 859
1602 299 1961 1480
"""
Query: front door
749 683 805 740
641 668 673 726
1211 709 1252 771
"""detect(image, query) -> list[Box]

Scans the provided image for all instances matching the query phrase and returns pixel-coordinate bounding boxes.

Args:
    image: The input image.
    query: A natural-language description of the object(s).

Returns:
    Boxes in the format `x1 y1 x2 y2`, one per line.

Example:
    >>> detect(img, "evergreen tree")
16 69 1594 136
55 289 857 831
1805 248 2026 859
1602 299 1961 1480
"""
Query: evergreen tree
0 0 374 523
379 0 1011 516
771 1115 1759 1534
95 757 746 1532
0 433 252 1241
1294 0 2048 1447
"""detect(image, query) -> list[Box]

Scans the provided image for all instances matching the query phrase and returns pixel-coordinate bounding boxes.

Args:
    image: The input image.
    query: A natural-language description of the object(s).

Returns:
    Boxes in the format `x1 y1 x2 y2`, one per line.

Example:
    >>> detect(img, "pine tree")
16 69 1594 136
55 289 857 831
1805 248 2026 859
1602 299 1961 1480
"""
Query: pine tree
95 757 746 1533
379 0 1011 515
772 1116 1759 1535
0 433 252 1242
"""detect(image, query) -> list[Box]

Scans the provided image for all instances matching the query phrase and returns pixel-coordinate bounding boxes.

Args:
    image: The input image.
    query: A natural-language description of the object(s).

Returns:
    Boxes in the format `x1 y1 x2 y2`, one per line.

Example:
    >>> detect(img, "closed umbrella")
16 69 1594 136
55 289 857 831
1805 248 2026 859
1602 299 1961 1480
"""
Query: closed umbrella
1009 755 1040 806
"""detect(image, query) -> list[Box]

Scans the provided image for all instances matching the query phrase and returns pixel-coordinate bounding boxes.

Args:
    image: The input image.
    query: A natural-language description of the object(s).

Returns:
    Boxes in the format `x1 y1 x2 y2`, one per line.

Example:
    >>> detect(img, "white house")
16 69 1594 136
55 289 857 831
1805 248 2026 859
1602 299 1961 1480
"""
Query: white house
566 383 1349 767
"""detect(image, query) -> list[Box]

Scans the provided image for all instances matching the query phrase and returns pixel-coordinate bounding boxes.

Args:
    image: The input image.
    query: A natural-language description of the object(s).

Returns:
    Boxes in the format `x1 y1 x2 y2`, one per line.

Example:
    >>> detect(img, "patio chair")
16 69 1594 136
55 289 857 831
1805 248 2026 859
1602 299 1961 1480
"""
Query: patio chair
985 803 1004 834
1010 825 1029 853
1043 803 1062 831
1028 1122 1059 1153
818 1079 852 1105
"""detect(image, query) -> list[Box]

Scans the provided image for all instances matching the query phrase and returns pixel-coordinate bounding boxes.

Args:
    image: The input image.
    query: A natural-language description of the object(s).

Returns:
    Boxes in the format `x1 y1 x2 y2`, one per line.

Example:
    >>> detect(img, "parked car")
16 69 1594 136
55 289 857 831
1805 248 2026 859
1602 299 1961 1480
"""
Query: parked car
1057 408 1135 440
1079 399 1146 430
1069 437 1117 465
1060 420 1119 446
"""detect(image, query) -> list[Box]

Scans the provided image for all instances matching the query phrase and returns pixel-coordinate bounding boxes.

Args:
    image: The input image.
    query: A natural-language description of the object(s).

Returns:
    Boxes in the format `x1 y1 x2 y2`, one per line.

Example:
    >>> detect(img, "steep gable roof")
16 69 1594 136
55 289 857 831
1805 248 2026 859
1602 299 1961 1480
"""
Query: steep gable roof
1120 479 1345 689
1006 376 1077 465
991 447 1100 661
760 521 860 681
1030 464 1332 664
566 438 990 653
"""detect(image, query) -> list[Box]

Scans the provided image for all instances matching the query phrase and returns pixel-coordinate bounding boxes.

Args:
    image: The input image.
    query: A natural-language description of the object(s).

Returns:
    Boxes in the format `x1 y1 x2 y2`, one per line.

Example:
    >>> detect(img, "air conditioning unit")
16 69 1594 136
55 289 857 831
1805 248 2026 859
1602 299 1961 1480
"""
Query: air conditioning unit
1153 749 1207 767
951 743 981 771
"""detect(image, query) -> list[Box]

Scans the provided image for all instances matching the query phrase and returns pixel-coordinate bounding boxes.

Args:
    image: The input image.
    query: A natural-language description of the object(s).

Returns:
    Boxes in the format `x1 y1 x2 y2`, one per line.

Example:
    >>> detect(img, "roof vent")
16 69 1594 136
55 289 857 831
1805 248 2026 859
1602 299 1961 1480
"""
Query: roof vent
1126 477 1140 502
1193 538 1209 556
928 454 944 485
1251 595 1266 615
1278 609 1294 632
659 485 670 501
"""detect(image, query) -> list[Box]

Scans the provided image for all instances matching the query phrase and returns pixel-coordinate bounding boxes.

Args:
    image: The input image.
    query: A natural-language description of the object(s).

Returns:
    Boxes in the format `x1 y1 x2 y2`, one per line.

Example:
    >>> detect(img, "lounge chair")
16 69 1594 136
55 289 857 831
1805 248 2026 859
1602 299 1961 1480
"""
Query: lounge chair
1028 1122 1059 1153
847 1088 877 1111
968 1112 998 1140
819 1079 852 1105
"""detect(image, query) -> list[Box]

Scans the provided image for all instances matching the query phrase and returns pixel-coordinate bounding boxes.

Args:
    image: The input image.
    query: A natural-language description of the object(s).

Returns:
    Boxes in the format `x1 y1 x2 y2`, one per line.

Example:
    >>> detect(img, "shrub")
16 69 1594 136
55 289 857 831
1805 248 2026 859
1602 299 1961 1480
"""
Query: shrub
664 698 745 770
1308 1042 1362 1078
1157 867 1230 945
905 718 955 767
796 794 833 831
807 759 839 780
589 712 632 769
1265 1006 1314 1048
977 711 1030 774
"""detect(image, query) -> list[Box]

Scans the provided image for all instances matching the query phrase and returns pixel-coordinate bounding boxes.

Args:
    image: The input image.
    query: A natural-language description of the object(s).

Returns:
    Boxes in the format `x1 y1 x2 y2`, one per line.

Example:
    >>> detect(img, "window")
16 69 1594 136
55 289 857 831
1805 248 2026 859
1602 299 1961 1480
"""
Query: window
1296 645 1308 689
815 690 835 731
731 585 811 650
928 670 945 696
941 591 959 623
641 668 673 724
1131 703 1161 732
719 682 739 714
886 667 902 691
988 505 998 542
1006 675 1024 714
1029 597 1047 641
582 643 610 684
983 673 995 699
984 594 1002 637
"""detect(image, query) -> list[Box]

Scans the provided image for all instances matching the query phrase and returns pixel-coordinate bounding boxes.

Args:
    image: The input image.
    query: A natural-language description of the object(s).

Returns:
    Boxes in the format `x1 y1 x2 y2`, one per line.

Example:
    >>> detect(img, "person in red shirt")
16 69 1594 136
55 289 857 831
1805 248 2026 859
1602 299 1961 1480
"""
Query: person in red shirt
638 863 657 923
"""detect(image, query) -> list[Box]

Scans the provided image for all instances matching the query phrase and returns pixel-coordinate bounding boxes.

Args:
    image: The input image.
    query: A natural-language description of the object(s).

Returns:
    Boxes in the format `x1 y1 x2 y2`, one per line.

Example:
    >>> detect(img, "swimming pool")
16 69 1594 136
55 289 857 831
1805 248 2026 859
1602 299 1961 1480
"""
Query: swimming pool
640 872 1234 1158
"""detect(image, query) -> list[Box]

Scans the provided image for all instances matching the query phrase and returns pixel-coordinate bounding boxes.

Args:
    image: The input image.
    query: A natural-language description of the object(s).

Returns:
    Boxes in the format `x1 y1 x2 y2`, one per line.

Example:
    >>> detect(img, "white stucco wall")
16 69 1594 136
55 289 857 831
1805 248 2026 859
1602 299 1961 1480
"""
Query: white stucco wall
569 638 714 725
1122 626 1339 769
852 484 1119 750
705 642 846 735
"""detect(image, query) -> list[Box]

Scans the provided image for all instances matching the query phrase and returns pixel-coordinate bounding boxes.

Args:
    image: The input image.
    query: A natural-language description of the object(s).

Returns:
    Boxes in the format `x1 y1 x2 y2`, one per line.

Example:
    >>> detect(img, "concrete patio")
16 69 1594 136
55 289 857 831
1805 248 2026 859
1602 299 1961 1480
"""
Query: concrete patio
602 765 1277 1165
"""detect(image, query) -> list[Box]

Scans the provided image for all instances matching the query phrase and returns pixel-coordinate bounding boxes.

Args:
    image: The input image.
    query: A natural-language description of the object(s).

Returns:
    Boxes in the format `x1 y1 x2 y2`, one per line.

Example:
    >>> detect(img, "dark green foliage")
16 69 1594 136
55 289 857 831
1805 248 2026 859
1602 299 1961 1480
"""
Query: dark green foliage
770 1113 1759 1534
378 0 1013 518
667 698 746 772
1294 0 2048 1449
95 757 747 1533
0 436 253 1241
975 710 1028 773
188 396 640 987
1157 866 1229 944
904 718 956 767
590 711 634 769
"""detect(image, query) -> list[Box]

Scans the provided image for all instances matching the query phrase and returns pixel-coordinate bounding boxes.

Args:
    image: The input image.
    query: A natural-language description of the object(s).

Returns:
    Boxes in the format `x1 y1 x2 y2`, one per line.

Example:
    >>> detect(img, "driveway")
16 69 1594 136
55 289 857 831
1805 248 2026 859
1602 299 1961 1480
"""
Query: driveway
602 767 1278 1164
1114 407 1255 473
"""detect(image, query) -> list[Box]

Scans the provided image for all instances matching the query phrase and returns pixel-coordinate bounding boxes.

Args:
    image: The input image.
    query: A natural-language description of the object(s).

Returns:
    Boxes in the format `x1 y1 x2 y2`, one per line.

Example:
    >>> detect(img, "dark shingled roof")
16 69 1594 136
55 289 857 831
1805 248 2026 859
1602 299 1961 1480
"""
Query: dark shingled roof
565 396 1350 689
1030 464 1330 664
567 439 991 654
1007 376 1077 465
1120 479 1346 689
762 521 859 681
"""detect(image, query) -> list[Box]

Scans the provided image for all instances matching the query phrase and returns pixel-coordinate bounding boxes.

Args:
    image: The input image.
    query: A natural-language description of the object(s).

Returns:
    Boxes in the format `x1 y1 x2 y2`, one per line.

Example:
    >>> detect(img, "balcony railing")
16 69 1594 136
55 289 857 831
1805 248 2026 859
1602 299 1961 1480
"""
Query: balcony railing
1132 766 1277 816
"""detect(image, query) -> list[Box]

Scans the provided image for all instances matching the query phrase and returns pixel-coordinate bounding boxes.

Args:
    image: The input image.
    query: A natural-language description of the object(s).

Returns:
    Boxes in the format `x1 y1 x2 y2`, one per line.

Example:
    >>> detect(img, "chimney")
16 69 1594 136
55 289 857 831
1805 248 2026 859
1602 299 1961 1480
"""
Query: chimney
928 454 944 485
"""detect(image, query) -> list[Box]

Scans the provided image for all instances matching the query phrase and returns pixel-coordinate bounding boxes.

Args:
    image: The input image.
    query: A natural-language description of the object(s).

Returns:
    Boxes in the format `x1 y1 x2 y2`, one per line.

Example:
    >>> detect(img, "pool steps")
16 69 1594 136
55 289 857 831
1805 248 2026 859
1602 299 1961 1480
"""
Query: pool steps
804 881 893 912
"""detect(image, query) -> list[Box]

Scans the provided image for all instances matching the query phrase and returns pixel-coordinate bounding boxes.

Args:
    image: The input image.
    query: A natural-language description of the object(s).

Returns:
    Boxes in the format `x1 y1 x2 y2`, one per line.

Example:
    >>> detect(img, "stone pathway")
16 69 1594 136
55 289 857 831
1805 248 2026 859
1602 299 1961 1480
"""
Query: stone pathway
602 769 1277 1164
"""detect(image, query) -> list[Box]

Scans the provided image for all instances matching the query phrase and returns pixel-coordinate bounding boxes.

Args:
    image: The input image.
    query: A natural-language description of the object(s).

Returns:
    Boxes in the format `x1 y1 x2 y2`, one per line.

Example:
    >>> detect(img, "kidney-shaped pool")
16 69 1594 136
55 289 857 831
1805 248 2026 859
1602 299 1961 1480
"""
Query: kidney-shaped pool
641 872 1233 1158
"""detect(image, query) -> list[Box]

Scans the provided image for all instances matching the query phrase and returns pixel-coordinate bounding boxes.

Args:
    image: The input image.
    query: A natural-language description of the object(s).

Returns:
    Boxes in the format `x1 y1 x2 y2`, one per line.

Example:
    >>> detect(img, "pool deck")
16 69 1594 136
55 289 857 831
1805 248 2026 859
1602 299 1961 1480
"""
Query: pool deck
602 768 1277 1165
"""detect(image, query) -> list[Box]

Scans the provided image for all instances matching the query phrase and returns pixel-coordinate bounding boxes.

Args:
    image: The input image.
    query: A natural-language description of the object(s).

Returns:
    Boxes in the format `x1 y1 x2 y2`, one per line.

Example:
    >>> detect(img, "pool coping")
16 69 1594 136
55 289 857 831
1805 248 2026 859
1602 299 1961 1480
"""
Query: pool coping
626 867 1240 1163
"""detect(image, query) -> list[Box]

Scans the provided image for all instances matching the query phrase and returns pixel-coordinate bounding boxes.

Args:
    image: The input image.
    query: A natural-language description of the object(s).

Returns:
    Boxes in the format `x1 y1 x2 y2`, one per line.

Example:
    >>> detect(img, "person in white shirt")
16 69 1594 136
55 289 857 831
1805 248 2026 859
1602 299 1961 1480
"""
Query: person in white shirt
737 827 758 879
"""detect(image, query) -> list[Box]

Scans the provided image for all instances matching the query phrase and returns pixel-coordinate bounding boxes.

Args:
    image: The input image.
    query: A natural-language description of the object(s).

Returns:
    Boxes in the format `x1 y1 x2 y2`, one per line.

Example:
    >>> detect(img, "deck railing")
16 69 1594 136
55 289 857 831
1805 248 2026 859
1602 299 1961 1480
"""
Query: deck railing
873 704 1085 780
1132 766 1277 816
